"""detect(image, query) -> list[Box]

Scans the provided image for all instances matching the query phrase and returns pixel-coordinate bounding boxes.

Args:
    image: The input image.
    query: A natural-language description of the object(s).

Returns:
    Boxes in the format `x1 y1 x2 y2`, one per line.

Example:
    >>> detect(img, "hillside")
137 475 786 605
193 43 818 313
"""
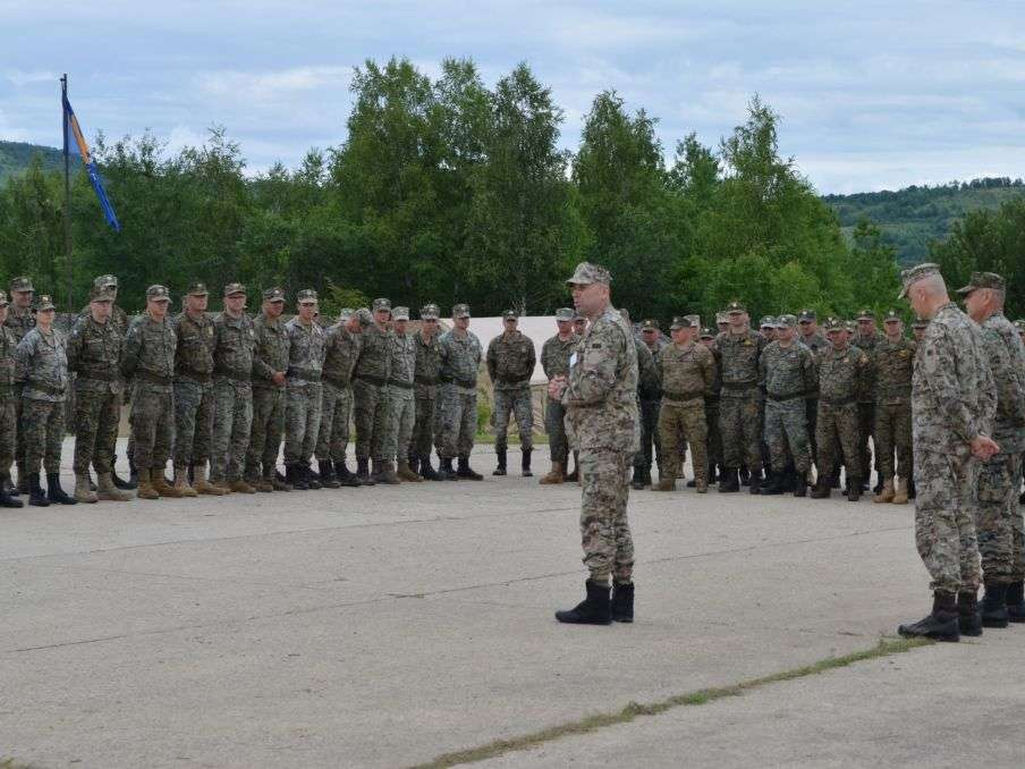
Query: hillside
0 140 64 183
824 177 1025 265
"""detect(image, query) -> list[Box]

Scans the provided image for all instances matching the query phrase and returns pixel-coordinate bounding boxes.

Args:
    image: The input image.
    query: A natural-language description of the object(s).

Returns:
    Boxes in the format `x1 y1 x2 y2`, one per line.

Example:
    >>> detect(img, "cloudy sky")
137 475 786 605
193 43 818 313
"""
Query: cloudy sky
2 0 1023 194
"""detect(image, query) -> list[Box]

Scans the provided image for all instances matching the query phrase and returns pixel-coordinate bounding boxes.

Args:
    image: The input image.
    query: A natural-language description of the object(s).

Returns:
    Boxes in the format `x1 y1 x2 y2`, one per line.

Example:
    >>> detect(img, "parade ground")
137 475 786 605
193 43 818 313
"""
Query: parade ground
2 440 1023 768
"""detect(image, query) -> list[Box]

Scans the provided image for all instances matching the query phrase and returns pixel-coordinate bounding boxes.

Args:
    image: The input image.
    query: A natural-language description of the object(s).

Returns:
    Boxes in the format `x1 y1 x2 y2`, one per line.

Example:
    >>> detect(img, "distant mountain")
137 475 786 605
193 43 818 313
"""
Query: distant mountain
823 177 1025 265
0 140 64 183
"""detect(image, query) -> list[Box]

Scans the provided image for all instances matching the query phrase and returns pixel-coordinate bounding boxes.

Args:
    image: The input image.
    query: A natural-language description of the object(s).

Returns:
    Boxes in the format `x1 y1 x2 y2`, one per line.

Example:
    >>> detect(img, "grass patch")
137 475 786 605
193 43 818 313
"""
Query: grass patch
408 636 931 769
1 759 38 769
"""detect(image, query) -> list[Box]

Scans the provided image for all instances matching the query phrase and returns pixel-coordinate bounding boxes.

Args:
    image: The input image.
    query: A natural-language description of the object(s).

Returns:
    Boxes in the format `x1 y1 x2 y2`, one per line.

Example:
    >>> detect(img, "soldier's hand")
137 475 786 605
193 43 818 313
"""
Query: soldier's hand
970 435 1000 461
548 375 566 400
272 371 286 386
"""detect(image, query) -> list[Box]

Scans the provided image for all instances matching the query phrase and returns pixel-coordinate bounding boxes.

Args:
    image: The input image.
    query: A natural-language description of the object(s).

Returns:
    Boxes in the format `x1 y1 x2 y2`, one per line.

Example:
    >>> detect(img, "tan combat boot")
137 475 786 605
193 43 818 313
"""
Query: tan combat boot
539 461 564 485
136 468 160 500
97 472 131 502
397 460 422 482
873 478 895 504
652 475 676 492
74 473 98 503
229 479 256 494
252 476 274 492
892 478 909 505
192 465 226 495
173 466 198 498
151 469 184 498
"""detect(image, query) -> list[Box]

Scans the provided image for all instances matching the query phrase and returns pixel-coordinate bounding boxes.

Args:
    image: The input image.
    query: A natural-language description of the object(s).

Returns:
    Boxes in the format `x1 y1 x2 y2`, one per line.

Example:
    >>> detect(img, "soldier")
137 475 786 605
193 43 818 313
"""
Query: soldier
553 263 639 625
654 315 716 492
758 316 777 343
437 303 483 480
810 318 871 501
960 272 1025 628
633 318 666 489
0 292 21 507
487 309 537 477
67 285 130 503
171 282 220 497
316 307 366 488
380 307 418 483
14 294 75 506
353 298 393 483
412 304 442 481
566 312 587 482
715 312 729 336
897 264 997 642
872 310 916 504
209 283 257 494
6 276 35 493
699 327 723 485
853 308 880 491
247 287 291 492
283 289 326 489
912 317 928 342
573 313 587 338
539 308 577 485
798 309 827 473
715 301 766 494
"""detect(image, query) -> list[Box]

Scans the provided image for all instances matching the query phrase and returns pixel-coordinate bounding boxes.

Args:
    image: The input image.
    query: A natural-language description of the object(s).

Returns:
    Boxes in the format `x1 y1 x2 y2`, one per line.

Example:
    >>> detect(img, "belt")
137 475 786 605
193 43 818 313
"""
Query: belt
441 375 477 389
287 367 322 381
767 391 805 403
356 374 386 386
820 396 856 406
414 375 439 386
722 380 758 391
136 371 172 386
662 389 705 402
323 374 351 390
388 379 413 390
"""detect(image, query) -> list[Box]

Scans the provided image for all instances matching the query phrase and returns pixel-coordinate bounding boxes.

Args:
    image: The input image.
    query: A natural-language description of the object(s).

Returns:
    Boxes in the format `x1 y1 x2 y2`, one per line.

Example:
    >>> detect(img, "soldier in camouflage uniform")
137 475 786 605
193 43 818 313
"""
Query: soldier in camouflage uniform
539 308 577 484
759 315 817 496
383 307 419 483
960 272 1025 627
634 318 666 488
282 289 325 490
654 315 716 493
699 327 722 485
6 276 35 493
353 298 393 483
0 293 21 507
412 304 442 480
897 264 998 642
487 309 537 477
715 301 766 494
67 285 130 503
553 263 639 625
798 309 827 474
247 287 290 492
437 303 483 480
123 285 178 500
872 310 916 504
853 309 880 491
758 316 777 343
315 307 367 488
209 284 258 493
171 282 220 497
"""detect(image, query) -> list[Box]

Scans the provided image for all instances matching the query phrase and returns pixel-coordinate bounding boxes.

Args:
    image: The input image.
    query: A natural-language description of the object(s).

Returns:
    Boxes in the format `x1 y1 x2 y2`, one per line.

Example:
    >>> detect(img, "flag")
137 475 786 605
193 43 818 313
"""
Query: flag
62 91 120 231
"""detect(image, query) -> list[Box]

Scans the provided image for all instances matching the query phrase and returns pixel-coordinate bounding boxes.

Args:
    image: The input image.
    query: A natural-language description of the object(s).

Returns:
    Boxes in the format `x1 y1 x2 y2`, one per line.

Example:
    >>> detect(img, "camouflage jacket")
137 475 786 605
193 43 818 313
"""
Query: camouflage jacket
322 323 360 388
67 314 124 394
213 311 257 384
251 313 289 389
173 310 215 384
284 316 326 386
439 329 482 391
563 306 639 453
354 323 392 383
486 330 536 390
635 339 660 401
540 333 577 380
5 305 35 344
78 303 130 336
714 328 765 398
389 330 416 388
873 336 916 405
912 302 996 457
414 331 442 398
15 327 69 402
0 325 17 390
852 331 880 403
980 312 1025 454
657 341 716 403
800 330 829 356
122 313 176 390
759 340 816 402
816 343 871 404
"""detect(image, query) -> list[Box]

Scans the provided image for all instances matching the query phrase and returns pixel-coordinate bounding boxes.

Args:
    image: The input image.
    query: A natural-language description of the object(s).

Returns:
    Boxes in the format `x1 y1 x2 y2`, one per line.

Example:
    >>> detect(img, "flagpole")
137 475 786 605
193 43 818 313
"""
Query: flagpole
61 74 73 313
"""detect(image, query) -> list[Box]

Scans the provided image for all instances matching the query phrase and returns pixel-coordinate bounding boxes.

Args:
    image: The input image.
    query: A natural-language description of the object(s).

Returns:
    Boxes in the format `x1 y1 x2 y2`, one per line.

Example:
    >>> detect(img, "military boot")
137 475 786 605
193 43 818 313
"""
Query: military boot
128 459 139 490
228 479 256 494
251 473 274 493
75 473 98 503
748 469 762 495
173 466 198 498
539 461 564 485
288 464 310 491
376 460 401 485
28 473 50 507
95 473 130 502
611 582 634 623
760 470 784 496
135 468 159 500
397 460 423 482
152 469 184 498
335 460 362 487
793 471 808 497
47 473 78 505
958 590 983 636
892 478 909 504
630 466 646 490
718 467 740 493
4 472 20 498
846 477 861 502
809 477 832 499
493 449 507 476
16 465 28 495
873 478 895 503
456 455 483 480
267 470 290 491
305 463 322 490
437 457 457 481
356 458 374 486
193 465 227 496
1006 581 1025 623
739 465 751 486
0 477 23 507
652 474 675 492
981 582 1010 628
555 580 612 625
418 455 441 482
112 465 136 490
318 459 341 489
898 590 959 642
521 450 533 478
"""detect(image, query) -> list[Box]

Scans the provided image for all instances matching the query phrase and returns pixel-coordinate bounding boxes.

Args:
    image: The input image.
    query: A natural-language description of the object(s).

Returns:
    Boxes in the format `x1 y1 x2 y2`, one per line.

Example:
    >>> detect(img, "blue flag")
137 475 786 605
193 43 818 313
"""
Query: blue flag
63 92 121 232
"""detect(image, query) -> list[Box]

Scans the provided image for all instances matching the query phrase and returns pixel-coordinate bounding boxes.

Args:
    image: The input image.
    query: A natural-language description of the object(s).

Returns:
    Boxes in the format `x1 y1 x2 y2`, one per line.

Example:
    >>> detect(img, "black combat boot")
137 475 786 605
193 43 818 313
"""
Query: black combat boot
630 466 646 490
28 473 49 507
317 459 340 489
419 455 441 481
128 458 139 489
958 590 983 636
46 473 77 505
898 590 959 642
112 467 136 490
981 582 1010 628
846 476 861 502
748 469 762 495
306 463 322 489
521 450 532 477
810 477 832 499
335 459 362 487
555 580 612 625
611 582 634 623
493 449 507 476
3 472 19 498
793 471 808 497
437 457 457 481
289 463 310 491
1006 581 1025 622
457 455 483 480
0 477 23 507
739 465 751 486
760 470 784 495
718 467 740 493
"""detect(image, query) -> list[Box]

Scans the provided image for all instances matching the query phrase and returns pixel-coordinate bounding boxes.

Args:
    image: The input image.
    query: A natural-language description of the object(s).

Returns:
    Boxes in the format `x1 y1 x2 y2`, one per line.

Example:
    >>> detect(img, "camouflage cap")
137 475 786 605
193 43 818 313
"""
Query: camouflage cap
856 308 875 321
641 319 660 332
393 306 410 321
187 281 209 297
824 316 845 332
338 307 354 321
777 314 798 328
700 326 715 339
90 285 116 302
1014 319 1025 332
93 274 118 289
297 288 318 304
956 271 1006 295
555 307 574 321
715 312 728 324
759 315 776 328
9 276 33 293
146 285 171 301
223 282 246 297
263 286 286 302
0 290 8 307
566 262 612 286
725 301 746 315
355 308 374 328
502 309 518 320
37 294 56 311
452 303 471 319
798 308 816 322
898 262 942 299
372 298 391 312
883 309 902 322
913 316 929 329
420 303 440 321
669 316 688 330
845 320 858 333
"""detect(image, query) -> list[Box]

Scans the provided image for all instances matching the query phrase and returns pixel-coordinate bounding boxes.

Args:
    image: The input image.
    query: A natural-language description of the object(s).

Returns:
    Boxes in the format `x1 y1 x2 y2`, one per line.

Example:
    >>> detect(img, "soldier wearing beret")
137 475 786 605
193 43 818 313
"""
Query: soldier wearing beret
283 289 326 489
486 309 537 478
539 308 578 484
872 310 916 505
314 307 365 488
411 304 442 481
246 287 291 491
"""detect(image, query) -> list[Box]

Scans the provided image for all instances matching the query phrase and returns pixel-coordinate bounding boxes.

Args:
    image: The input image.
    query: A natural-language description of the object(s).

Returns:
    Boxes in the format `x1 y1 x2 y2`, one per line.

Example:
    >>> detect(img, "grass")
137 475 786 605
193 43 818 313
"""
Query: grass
407 636 931 769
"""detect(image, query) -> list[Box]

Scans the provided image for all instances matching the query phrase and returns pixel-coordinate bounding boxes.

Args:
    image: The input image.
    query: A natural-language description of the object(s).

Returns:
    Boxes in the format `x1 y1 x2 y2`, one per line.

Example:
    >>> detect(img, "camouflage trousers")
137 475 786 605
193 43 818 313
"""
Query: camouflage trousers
246 386 285 480
544 396 568 464
353 379 390 462
493 385 533 453
857 402 876 479
915 449 981 594
0 398 15 478
14 390 25 476
437 384 476 459
383 386 414 463
816 401 862 483
719 395 762 471
412 387 436 460
765 398 811 474
874 402 912 481
580 447 634 583
73 387 121 475
173 379 214 468
284 382 322 466
658 399 707 482
22 398 64 475
211 379 253 484
975 452 1023 584
705 399 721 469
634 398 662 472
131 384 173 471
806 397 819 465
316 381 352 464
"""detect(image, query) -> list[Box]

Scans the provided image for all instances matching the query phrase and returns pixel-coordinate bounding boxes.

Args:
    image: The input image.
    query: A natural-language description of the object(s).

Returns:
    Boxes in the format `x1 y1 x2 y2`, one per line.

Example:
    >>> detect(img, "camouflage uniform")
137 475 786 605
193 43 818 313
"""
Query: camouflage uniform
715 326 766 475
316 320 360 466
122 308 176 474
815 340 870 486
412 327 442 464
701 331 723 475
760 338 816 475
6 289 36 481
211 308 257 484
873 335 916 483
798 315 828 464
247 301 290 482
636 331 666 479
852 322 880 482
0 318 17 486
283 313 325 467
384 323 416 464
353 322 392 464
437 325 482 460
486 323 537 455
540 330 577 467
15 326 69 475
67 312 124 475
172 307 216 471
656 331 716 487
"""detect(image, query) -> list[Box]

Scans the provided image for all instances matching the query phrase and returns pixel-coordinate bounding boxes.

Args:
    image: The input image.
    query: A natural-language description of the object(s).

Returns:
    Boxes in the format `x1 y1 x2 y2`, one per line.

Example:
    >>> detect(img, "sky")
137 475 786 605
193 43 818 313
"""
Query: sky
2 0 1023 194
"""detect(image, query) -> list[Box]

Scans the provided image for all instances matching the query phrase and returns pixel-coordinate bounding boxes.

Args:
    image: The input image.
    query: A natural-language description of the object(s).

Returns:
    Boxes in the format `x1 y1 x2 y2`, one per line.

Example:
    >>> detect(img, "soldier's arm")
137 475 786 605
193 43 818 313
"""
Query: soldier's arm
563 322 624 406
701 347 716 389
540 341 553 380
121 322 142 378
250 323 274 381
919 328 984 443
13 334 33 384
66 321 84 372
802 348 817 394
486 338 498 381
526 337 537 375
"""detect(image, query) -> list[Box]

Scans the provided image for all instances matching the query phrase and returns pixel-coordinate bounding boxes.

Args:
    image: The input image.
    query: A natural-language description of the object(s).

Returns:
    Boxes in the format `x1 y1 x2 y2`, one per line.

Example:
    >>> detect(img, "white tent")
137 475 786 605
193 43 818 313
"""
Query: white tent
465 316 564 384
